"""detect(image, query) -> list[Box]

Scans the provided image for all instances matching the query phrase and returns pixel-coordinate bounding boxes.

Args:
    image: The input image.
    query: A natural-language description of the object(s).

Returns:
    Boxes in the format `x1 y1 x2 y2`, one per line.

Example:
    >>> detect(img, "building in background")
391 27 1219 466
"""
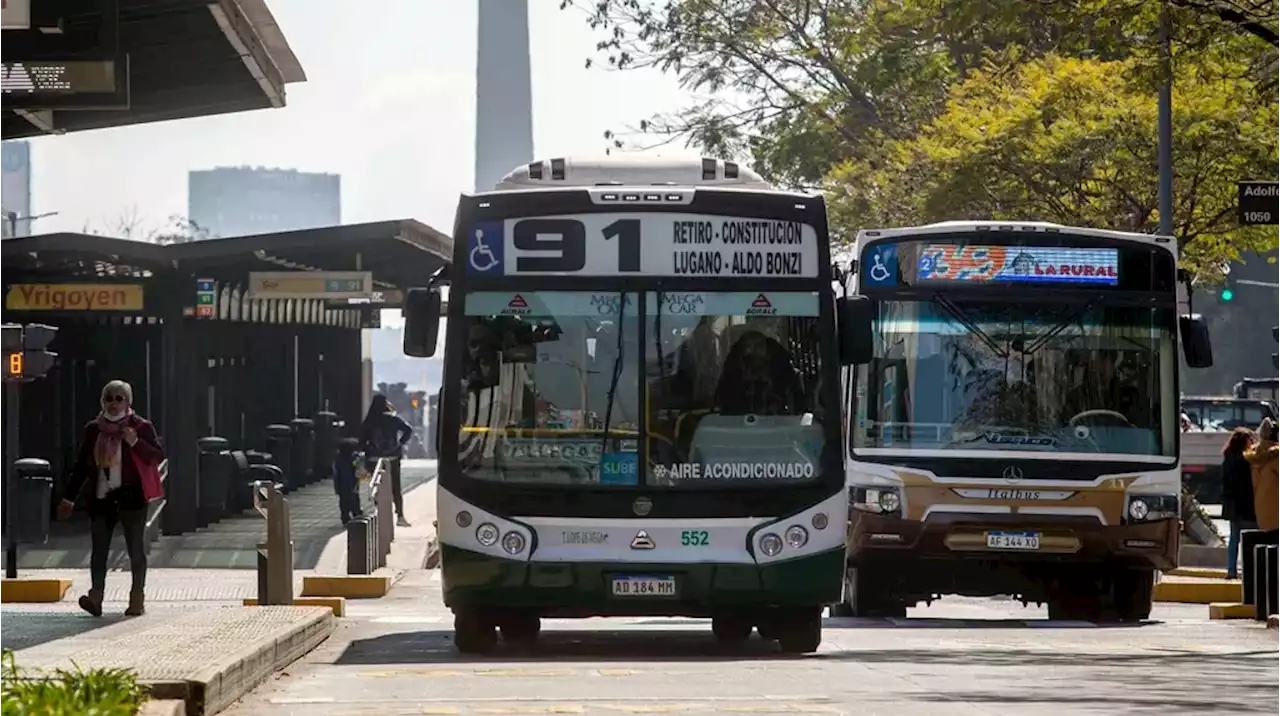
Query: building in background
474 0 532 191
2 141 32 238
187 166 340 238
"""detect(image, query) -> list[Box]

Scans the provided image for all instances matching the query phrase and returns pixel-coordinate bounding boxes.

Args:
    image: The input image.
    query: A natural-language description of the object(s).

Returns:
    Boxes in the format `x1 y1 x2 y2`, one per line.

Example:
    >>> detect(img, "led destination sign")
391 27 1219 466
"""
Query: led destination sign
917 245 1119 286
465 213 819 278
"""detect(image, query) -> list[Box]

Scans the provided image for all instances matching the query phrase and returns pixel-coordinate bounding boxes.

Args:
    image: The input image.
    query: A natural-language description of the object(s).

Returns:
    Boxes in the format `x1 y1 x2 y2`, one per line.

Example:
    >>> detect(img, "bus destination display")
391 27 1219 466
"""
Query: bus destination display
465 214 819 278
917 245 1119 286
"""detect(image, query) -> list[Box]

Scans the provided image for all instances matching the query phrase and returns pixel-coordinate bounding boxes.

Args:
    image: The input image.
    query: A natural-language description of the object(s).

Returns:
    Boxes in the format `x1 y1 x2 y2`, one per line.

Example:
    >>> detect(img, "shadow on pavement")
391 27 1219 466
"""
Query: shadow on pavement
822 617 1157 629
0 611 130 651
876 646 1278 713
335 629 813 665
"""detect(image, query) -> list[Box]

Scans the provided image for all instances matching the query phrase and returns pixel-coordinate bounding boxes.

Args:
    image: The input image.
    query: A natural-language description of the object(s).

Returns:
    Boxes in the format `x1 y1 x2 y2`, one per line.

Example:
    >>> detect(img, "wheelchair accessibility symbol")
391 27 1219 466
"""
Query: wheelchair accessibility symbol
467 222 504 275
865 245 897 286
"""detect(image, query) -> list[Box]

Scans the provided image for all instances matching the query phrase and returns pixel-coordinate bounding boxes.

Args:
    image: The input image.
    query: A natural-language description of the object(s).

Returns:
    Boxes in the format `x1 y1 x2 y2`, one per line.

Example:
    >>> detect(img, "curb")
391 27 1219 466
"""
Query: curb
0 578 72 603
186 607 335 715
243 596 346 617
1207 602 1255 620
301 574 392 599
1170 567 1229 580
1153 578 1242 604
1269 614 1278 630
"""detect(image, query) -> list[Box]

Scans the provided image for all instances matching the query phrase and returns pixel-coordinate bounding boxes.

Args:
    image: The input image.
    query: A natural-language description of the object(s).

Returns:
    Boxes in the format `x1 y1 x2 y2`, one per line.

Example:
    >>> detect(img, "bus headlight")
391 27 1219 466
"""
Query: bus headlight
785 525 809 548
475 523 500 546
851 486 902 515
759 532 784 557
1126 495 1178 522
501 531 526 555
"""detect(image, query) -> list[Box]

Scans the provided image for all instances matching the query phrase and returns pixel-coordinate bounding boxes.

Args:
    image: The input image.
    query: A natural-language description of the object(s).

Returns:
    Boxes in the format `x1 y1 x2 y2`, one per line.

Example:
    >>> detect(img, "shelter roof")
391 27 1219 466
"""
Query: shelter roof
2 0 305 139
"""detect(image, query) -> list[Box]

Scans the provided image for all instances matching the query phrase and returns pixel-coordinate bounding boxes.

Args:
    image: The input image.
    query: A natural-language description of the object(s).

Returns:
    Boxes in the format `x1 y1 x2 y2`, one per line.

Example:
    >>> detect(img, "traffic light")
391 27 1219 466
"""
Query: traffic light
22 324 58 378
1218 270 1236 303
2 323 59 382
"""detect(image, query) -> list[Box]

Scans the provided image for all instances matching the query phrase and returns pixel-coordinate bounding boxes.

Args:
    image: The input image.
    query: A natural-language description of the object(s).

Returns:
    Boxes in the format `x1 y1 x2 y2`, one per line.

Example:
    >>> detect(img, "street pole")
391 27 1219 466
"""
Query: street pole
5 382 20 578
1157 4 1174 237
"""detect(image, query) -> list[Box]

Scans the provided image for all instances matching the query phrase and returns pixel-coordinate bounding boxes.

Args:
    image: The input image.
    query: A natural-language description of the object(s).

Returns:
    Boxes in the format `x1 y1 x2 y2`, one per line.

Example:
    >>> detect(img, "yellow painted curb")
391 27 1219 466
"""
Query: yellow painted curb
301 575 391 599
1154 578 1242 604
242 597 346 617
1208 602 1255 620
1 578 72 603
1170 567 1229 580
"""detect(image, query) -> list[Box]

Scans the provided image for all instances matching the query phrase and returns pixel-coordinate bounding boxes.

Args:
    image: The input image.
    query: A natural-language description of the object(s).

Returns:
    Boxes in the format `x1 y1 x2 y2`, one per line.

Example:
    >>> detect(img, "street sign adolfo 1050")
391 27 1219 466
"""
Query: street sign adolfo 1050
1237 181 1279 226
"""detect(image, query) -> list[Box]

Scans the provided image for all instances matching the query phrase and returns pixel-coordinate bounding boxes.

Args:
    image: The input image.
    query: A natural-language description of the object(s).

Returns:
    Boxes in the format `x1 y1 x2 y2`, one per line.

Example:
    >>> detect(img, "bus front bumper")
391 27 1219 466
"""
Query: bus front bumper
439 544 845 618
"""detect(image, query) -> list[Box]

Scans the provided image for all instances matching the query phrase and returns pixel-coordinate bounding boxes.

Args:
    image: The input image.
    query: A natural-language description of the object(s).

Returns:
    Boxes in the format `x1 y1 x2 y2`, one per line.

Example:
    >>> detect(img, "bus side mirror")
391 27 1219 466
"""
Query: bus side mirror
837 296 873 365
1179 314 1213 369
403 288 442 358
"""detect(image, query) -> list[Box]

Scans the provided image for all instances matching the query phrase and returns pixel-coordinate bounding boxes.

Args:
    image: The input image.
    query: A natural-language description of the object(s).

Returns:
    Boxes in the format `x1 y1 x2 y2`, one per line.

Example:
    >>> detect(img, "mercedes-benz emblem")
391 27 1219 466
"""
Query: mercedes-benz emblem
630 530 655 550
1002 466 1025 483
632 496 653 516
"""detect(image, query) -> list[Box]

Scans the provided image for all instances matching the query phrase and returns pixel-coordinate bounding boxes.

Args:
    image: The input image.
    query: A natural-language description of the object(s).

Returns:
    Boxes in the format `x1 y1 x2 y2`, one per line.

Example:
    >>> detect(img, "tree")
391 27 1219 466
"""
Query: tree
826 54 1277 274
84 209 207 244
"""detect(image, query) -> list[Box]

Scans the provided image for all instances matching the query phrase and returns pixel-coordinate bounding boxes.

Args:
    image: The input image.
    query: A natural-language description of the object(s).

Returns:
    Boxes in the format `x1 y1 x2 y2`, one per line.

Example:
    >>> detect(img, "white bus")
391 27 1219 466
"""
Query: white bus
838 221 1213 621
401 156 868 653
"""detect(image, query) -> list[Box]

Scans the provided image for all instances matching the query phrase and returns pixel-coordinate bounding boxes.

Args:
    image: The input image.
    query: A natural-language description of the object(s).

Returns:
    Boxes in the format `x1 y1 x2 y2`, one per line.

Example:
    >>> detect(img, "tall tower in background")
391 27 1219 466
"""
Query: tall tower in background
474 0 534 192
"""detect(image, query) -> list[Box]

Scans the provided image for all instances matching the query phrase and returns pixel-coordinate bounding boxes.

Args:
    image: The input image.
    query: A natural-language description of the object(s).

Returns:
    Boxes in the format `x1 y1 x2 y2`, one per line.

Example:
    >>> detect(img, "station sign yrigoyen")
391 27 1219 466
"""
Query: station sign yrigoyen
4 283 145 311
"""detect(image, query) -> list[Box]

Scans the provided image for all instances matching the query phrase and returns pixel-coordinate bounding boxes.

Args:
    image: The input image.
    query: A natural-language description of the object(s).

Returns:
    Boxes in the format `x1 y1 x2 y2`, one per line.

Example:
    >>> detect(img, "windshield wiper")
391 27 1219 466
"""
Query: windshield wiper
599 291 628 453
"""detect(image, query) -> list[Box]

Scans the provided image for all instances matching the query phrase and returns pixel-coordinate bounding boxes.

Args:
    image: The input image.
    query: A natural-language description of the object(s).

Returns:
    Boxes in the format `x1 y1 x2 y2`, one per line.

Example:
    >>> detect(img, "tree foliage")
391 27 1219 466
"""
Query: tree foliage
827 54 1277 273
567 0 1279 276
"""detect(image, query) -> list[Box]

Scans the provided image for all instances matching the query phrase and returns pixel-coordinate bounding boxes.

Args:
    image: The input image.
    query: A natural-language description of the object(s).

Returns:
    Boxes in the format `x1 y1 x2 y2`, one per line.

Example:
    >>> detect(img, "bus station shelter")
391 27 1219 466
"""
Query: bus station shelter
1 220 451 535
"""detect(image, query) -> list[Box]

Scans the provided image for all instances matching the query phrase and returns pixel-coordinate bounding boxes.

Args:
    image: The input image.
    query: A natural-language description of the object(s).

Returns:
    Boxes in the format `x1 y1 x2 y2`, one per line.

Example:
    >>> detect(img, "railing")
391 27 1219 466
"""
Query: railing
347 457 394 574
142 459 169 554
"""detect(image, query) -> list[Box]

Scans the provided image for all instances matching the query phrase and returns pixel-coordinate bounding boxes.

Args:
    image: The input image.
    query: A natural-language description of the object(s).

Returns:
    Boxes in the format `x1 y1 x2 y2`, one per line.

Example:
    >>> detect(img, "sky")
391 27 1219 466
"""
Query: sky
24 0 702 236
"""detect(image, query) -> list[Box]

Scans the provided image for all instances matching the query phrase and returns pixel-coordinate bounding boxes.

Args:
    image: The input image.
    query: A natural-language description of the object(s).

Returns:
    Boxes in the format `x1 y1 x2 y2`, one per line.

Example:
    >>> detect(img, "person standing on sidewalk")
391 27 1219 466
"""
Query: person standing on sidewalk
334 437 363 525
57 380 165 617
1221 427 1257 579
361 394 413 527
1246 418 1279 537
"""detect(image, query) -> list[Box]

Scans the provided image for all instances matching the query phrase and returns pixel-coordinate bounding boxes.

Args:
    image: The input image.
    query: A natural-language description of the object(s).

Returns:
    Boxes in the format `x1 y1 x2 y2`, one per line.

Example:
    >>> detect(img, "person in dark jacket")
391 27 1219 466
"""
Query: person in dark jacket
1221 427 1257 579
361 394 413 526
57 380 165 617
334 437 363 525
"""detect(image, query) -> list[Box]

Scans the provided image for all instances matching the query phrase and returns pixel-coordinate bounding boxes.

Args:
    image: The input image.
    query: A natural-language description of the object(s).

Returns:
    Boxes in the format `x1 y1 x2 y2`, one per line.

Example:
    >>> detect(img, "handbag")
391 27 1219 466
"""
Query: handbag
128 420 165 502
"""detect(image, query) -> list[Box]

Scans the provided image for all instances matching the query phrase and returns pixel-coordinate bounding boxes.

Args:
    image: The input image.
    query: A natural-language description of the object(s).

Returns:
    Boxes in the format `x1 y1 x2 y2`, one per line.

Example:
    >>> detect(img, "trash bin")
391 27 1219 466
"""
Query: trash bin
264 424 294 490
314 411 339 481
195 437 231 527
10 458 54 545
290 417 316 487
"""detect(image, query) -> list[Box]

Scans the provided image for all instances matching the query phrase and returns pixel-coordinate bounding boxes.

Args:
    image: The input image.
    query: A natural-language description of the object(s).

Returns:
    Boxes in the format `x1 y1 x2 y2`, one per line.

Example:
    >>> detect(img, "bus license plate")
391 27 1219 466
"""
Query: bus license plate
985 531 1041 550
611 576 676 597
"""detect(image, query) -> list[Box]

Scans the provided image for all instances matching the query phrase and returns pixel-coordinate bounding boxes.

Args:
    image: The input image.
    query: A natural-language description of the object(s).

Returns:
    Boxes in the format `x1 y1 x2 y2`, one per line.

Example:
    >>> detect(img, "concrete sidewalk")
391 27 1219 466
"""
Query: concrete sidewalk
5 604 335 715
311 460 439 574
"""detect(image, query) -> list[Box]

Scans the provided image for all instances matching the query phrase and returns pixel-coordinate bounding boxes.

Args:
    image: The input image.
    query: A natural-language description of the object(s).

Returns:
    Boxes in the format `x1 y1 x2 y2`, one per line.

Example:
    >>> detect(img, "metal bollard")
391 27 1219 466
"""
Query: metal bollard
1241 529 1266 606
1253 539 1279 621
347 516 371 575
252 474 294 605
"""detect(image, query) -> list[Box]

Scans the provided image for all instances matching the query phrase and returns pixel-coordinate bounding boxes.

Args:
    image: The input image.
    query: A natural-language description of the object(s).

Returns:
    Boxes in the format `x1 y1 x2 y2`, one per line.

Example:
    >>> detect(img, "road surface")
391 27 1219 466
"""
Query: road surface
223 569 1279 716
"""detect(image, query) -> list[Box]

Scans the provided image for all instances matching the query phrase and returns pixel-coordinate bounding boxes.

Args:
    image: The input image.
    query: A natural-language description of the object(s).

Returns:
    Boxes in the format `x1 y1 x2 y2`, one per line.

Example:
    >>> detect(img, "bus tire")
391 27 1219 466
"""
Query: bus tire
499 614 541 644
1110 567 1154 622
776 609 822 654
711 616 753 643
846 565 907 618
454 611 498 654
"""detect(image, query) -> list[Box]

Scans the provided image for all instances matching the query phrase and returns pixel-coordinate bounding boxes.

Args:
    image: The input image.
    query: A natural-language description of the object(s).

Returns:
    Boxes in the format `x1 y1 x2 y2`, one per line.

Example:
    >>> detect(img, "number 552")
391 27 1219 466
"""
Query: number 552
680 530 709 546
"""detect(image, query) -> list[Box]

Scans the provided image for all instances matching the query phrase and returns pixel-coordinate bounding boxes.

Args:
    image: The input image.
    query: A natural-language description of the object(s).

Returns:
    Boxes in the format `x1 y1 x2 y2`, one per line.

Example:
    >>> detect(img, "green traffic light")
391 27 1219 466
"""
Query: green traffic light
1221 288 1234 301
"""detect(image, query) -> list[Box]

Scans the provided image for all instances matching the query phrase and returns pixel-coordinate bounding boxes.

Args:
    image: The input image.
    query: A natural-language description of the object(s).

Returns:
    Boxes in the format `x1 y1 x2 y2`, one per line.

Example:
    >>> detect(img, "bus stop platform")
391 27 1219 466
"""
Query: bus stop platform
3 603 334 715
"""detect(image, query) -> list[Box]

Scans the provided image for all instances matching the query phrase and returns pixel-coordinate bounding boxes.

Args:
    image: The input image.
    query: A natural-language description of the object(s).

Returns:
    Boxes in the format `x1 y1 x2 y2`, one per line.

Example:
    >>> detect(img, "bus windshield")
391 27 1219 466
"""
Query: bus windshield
852 298 1178 460
455 290 833 487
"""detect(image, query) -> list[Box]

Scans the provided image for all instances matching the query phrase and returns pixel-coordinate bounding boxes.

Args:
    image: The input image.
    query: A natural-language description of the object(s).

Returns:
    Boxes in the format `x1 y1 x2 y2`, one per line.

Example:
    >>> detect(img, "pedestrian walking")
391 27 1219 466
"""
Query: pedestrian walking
57 380 165 617
334 437 363 524
1246 418 1279 536
1220 427 1257 579
361 394 414 527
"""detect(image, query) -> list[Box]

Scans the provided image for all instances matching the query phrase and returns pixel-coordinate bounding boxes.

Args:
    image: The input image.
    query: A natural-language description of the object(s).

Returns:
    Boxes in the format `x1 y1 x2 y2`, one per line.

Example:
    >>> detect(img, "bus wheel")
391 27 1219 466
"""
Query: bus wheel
1110 568 1154 622
776 609 822 654
756 620 779 641
846 566 907 618
499 614 541 644
454 611 498 654
711 616 753 643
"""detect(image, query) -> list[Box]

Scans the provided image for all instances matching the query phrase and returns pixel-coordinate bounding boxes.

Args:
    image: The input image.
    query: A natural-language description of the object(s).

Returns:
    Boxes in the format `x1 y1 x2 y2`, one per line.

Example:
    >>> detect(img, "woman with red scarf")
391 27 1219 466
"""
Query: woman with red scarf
58 380 165 617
